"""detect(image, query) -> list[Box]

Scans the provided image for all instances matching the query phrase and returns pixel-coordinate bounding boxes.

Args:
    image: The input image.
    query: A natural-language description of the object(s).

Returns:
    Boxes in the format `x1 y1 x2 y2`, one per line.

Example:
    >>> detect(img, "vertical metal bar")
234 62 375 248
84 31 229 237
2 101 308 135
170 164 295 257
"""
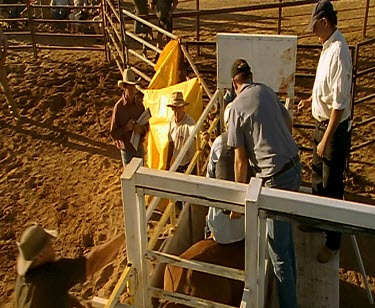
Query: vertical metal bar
277 0 282 35
100 0 109 62
25 0 38 58
243 177 263 308
346 45 359 175
117 0 128 68
258 210 267 308
137 188 152 307
362 0 370 38
196 0 200 55
121 158 144 306
351 235 374 304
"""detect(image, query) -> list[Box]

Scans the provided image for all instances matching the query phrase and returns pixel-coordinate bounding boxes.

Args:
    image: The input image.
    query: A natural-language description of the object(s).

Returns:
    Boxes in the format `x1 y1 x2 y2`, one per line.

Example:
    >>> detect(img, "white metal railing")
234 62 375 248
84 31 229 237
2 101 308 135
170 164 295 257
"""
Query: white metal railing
119 158 375 308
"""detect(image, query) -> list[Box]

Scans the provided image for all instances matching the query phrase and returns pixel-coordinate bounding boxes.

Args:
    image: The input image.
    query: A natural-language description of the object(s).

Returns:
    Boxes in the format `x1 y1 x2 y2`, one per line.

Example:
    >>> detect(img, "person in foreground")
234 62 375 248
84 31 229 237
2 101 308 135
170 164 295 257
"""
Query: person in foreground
15 222 124 308
298 0 352 263
227 58 301 308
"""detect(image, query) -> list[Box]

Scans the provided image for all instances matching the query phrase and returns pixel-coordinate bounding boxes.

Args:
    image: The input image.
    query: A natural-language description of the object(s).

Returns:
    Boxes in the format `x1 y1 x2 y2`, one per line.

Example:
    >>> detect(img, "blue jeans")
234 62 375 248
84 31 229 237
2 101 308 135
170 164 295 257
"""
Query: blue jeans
120 147 144 169
263 160 301 308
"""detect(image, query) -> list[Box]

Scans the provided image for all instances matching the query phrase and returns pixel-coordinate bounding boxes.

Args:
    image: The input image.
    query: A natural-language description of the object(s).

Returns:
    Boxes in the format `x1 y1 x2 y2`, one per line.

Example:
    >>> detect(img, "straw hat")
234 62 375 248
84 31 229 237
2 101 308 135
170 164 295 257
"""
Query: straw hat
117 68 138 88
167 91 189 108
16 223 58 276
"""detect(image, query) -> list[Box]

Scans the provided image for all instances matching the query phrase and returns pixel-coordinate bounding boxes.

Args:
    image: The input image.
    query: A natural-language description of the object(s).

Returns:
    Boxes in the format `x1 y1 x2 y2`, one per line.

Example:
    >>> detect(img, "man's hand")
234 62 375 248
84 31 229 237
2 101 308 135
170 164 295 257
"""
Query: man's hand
230 211 242 220
125 120 135 132
297 97 312 113
317 138 328 157
133 123 144 134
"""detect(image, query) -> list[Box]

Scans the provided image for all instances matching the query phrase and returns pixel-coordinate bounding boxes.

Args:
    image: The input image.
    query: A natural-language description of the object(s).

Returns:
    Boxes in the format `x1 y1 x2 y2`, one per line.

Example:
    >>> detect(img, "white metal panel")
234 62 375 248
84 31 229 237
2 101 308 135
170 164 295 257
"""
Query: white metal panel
217 33 297 98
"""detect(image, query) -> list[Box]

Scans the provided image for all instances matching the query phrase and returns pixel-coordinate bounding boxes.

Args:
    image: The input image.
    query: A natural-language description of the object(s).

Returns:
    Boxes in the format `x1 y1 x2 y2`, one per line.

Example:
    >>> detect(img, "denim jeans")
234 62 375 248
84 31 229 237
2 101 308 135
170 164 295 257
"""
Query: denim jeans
263 161 302 308
120 147 144 169
312 119 350 250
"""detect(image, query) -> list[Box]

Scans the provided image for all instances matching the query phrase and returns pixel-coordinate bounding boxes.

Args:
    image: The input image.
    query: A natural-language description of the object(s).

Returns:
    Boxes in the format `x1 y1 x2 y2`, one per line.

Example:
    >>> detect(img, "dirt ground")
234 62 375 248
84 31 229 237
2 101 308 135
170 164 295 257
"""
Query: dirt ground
0 0 374 307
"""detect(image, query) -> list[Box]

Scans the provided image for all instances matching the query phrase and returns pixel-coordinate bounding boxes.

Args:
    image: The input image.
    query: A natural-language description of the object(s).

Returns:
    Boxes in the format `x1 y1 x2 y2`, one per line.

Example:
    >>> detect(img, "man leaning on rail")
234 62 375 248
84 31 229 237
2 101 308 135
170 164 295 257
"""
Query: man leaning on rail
227 58 302 308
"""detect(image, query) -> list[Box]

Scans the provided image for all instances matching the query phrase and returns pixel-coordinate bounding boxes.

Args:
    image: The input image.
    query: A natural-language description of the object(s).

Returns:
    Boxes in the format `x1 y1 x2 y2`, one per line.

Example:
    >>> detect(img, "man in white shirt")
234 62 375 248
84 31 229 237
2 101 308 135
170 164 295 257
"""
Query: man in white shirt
298 0 352 263
166 91 196 174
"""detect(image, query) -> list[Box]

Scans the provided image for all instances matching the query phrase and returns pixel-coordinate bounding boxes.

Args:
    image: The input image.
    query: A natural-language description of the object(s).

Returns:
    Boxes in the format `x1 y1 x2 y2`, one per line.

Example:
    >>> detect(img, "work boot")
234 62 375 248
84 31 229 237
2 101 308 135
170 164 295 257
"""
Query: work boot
317 245 338 263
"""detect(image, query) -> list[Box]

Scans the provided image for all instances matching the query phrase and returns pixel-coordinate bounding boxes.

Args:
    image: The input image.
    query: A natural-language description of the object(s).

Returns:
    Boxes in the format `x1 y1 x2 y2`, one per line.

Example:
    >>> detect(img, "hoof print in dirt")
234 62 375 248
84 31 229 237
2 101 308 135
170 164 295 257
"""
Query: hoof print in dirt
82 231 95 248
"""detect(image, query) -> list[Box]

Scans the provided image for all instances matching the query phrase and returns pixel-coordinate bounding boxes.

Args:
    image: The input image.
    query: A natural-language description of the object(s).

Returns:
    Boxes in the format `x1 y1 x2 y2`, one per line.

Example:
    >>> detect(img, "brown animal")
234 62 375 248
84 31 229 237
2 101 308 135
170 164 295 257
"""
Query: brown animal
163 239 245 307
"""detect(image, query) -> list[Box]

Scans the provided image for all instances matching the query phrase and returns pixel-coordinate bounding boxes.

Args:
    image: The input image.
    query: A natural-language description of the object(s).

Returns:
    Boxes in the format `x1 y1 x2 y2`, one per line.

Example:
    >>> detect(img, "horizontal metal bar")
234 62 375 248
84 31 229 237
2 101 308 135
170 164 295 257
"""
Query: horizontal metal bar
354 93 375 105
146 250 245 281
141 186 245 214
125 31 161 53
149 287 236 308
128 48 155 68
126 166 375 231
356 66 375 77
122 9 177 41
35 44 104 51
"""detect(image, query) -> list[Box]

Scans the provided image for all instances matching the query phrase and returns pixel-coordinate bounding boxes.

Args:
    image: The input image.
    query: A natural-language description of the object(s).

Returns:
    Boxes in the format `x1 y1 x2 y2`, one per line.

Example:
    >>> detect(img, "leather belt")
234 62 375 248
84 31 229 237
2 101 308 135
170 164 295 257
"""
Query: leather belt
262 155 300 182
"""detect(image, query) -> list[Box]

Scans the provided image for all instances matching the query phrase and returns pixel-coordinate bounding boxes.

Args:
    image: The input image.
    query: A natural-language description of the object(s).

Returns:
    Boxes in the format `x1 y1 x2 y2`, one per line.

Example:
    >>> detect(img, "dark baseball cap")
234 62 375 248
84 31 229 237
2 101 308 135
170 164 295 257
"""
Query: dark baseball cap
306 0 335 31
231 58 252 79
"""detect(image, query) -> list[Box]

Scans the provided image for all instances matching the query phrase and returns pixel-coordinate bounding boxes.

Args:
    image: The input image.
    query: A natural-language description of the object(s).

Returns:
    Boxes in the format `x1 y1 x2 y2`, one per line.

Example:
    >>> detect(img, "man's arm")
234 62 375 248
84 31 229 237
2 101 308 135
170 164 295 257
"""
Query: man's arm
280 103 293 133
297 95 312 112
166 141 174 170
109 105 133 141
317 108 344 157
85 233 124 277
234 146 248 183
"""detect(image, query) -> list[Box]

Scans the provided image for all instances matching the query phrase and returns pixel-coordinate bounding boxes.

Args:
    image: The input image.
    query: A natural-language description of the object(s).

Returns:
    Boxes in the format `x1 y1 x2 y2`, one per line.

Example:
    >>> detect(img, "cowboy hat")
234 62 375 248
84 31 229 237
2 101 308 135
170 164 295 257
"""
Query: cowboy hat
117 68 139 88
167 91 189 108
16 223 58 276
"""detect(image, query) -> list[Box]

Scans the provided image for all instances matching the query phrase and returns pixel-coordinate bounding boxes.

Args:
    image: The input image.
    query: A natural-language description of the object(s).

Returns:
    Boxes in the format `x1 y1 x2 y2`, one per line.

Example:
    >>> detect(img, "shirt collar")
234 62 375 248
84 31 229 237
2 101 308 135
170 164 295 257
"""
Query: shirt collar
323 28 339 50
239 81 254 93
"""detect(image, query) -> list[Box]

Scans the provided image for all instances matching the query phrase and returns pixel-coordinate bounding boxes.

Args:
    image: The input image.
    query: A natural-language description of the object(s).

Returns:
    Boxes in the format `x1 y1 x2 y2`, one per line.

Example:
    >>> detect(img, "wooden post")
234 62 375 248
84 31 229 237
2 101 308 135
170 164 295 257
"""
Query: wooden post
242 177 263 308
121 158 145 307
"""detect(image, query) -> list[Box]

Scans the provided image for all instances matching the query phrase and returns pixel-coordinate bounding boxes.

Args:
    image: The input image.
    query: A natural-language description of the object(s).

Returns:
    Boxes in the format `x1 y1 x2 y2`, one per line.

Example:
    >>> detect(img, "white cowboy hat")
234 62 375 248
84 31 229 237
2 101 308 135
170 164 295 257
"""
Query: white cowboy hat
117 68 139 88
16 223 58 276
167 91 189 108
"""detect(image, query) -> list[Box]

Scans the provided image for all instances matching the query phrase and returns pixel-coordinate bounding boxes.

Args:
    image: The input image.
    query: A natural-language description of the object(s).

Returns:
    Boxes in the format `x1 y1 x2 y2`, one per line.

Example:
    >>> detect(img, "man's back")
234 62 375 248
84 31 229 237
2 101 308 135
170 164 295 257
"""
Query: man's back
227 82 298 178
15 258 86 308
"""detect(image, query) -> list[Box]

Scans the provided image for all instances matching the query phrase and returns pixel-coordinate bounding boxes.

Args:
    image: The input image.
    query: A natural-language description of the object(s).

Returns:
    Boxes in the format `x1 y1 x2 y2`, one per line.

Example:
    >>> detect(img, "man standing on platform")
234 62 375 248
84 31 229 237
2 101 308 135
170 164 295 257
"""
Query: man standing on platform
166 91 196 174
110 68 149 168
298 0 352 263
227 58 301 308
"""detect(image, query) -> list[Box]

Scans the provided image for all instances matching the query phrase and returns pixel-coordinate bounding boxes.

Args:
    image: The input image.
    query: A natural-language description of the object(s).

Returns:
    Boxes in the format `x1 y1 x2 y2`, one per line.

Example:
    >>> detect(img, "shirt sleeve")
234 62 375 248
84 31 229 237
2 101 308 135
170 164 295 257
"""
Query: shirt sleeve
227 108 244 148
206 136 222 179
55 257 87 291
331 46 352 110
109 103 124 141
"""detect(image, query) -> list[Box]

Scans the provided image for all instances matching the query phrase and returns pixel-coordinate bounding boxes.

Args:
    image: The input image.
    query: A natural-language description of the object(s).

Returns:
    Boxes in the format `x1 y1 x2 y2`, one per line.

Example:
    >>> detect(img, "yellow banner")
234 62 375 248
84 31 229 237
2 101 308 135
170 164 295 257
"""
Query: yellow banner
148 39 183 90
143 78 203 170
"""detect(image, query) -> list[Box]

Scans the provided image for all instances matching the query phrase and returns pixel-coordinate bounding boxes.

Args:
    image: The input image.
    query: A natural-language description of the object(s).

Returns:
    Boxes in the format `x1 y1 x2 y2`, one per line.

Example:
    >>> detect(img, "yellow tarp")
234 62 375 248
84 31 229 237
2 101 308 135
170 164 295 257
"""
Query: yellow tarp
144 78 203 170
148 39 183 90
